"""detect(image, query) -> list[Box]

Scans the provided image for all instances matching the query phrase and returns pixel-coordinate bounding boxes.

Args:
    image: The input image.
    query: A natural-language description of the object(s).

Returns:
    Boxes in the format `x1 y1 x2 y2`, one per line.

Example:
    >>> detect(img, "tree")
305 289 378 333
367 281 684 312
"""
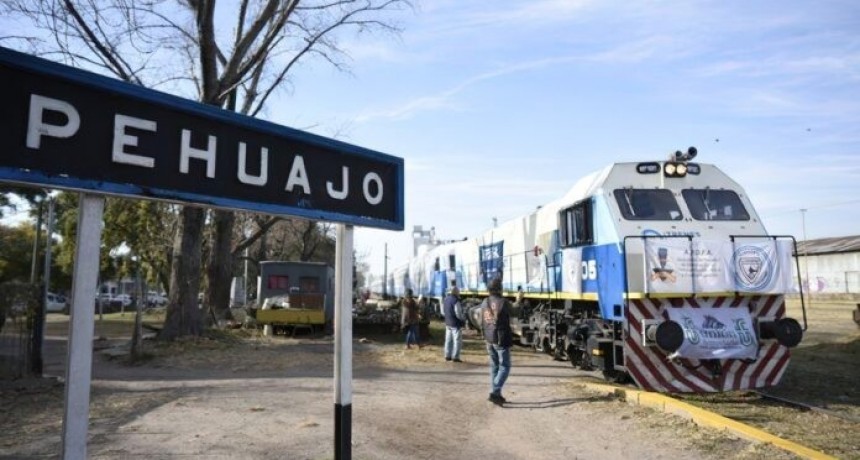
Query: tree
100 198 176 295
0 224 37 284
2 0 412 339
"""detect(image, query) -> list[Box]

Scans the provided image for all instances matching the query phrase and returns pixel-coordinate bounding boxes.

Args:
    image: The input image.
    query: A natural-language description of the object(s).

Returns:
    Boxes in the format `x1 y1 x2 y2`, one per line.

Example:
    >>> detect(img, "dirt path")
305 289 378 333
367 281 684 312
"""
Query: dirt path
0 325 793 460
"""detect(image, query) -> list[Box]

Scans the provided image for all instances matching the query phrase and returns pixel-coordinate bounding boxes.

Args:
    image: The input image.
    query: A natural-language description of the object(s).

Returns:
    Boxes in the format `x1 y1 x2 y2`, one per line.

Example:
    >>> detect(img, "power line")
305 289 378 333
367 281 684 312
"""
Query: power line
765 199 860 217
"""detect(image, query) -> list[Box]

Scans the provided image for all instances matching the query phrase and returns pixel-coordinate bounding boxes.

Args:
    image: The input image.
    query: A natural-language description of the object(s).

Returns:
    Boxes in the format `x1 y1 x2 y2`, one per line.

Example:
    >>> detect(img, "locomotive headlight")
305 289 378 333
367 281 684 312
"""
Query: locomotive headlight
643 320 685 352
663 162 688 178
759 317 803 348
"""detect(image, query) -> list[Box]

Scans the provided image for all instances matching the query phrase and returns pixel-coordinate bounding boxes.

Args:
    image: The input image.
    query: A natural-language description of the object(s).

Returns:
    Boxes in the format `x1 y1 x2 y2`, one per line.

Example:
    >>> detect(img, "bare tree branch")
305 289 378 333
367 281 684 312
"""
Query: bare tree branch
62 0 142 83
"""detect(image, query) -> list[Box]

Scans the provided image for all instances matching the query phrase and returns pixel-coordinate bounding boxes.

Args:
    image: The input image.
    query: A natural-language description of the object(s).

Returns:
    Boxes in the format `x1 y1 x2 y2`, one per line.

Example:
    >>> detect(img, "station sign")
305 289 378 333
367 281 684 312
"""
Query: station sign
0 47 404 230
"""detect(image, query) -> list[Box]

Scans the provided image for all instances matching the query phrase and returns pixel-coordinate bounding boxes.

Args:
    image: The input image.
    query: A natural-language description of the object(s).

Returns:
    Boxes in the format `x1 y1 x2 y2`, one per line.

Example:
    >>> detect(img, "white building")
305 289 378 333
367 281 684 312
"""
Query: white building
794 235 860 297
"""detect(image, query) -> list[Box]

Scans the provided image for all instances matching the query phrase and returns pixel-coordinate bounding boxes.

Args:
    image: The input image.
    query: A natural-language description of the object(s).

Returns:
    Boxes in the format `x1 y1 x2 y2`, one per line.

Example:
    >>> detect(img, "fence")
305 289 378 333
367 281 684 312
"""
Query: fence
0 282 40 379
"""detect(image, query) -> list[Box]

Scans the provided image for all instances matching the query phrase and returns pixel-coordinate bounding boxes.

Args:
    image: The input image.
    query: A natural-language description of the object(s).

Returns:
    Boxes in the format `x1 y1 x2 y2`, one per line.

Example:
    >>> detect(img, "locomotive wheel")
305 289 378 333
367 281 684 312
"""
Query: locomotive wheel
567 345 584 368
541 337 553 355
578 350 594 371
552 345 565 362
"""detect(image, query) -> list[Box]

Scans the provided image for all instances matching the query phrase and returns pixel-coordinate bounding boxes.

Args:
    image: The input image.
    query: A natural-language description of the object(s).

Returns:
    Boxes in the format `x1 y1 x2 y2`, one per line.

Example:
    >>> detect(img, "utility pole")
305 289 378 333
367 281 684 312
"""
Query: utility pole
383 243 388 299
800 208 811 307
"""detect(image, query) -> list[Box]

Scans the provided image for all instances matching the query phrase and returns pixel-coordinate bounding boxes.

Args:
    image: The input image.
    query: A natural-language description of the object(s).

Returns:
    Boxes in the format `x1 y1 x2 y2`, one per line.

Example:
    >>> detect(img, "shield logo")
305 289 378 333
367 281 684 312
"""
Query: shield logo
733 245 773 291
738 256 763 285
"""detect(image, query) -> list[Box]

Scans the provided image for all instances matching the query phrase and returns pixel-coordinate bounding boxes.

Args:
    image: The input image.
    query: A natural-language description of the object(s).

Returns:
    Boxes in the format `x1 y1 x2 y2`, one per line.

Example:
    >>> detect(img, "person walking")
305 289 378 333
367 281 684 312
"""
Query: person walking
401 289 420 349
417 295 432 344
480 277 513 405
442 285 465 362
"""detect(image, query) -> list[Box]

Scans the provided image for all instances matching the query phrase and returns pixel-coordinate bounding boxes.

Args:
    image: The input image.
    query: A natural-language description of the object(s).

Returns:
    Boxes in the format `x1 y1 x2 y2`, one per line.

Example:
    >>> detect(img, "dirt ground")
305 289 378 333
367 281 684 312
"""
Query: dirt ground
1 299 856 460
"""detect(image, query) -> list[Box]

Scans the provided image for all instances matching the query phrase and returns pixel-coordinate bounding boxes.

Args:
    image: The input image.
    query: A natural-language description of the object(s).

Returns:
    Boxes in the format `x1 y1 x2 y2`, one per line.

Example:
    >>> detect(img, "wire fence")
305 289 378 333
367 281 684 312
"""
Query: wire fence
0 281 40 379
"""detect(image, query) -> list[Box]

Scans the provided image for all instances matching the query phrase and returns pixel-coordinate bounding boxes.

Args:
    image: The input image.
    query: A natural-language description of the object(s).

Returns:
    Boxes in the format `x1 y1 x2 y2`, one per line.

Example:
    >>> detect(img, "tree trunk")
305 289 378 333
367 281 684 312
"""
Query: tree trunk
159 206 205 339
205 209 234 323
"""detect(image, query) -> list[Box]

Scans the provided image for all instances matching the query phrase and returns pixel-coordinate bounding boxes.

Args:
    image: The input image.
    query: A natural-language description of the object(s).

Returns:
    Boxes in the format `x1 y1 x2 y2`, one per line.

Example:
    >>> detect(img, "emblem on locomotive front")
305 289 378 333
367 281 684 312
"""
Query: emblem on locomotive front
681 316 701 344
733 245 774 291
734 318 755 346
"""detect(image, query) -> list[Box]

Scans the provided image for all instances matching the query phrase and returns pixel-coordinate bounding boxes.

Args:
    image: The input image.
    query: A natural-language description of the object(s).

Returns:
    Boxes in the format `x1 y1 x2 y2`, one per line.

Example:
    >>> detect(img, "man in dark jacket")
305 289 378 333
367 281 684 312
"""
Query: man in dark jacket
480 277 513 405
442 284 465 362
400 289 420 349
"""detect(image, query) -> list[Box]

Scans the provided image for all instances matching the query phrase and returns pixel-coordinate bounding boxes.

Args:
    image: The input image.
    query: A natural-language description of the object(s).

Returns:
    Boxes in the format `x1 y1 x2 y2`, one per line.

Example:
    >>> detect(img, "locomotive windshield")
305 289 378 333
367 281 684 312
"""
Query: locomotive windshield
681 188 750 221
613 189 683 221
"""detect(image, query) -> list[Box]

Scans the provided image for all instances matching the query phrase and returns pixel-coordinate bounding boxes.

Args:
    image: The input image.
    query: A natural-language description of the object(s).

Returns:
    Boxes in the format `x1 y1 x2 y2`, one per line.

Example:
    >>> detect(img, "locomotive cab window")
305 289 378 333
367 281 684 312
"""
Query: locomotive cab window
560 200 593 247
614 189 683 221
682 189 750 221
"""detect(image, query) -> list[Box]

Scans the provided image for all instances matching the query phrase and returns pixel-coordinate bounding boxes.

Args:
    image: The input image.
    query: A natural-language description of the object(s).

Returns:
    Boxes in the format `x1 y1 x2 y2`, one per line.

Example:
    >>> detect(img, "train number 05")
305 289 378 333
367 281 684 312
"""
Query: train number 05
581 260 597 280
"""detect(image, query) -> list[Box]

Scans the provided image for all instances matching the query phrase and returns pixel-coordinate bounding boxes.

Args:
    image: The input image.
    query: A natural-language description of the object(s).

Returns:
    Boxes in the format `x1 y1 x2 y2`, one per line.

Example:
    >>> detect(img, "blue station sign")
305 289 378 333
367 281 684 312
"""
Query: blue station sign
0 47 404 230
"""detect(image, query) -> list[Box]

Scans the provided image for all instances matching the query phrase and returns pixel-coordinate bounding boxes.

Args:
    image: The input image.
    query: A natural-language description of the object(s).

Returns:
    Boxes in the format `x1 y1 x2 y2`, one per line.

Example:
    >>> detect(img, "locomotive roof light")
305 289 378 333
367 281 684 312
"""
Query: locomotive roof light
663 161 687 177
664 146 697 177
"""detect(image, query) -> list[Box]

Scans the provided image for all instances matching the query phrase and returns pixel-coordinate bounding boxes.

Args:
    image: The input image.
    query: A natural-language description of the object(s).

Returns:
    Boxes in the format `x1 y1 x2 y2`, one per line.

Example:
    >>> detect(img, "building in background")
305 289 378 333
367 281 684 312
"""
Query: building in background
794 235 860 298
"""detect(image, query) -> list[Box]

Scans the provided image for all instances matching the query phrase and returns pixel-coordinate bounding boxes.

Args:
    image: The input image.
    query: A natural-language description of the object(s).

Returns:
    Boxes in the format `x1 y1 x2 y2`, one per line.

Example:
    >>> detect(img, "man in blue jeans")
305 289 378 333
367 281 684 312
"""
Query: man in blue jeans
442 284 465 362
480 277 513 405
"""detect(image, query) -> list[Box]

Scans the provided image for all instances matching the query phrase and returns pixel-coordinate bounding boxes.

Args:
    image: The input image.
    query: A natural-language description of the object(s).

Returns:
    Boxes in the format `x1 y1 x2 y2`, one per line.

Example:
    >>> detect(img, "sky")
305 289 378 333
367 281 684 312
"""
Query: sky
3 0 860 280
275 0 860 278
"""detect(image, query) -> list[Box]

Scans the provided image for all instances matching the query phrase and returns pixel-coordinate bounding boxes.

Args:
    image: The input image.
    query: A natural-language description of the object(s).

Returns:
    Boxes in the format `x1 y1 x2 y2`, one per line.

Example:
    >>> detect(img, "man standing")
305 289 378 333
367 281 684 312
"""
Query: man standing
443 285 465 362
480 277 513 405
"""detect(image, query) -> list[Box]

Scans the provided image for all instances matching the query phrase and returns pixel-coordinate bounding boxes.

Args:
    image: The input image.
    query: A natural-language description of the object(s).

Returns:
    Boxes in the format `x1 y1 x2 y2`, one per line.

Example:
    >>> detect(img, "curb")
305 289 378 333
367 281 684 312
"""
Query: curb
579 382 837 460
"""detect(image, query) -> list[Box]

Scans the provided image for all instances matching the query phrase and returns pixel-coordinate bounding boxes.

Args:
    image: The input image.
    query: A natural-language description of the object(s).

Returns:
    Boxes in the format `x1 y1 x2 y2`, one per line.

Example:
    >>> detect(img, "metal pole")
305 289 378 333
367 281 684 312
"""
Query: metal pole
383 243 388 299
132 257 143 358
800 209 811 307
244 247 249 304
62 193 104 459
30 197 44 283
334 224 353 460
33 194 54 376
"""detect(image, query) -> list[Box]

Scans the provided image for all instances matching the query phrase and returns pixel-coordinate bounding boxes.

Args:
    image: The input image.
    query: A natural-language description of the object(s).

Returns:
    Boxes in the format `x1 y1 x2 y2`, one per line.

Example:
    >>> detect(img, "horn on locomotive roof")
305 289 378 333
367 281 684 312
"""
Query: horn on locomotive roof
671 146 698 162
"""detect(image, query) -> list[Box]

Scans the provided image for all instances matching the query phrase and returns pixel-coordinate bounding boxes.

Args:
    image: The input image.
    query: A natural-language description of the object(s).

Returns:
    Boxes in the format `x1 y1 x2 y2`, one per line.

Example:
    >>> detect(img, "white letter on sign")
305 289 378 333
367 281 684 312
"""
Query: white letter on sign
26 94 81 149
285 155 310 194
180 129 216 178
363 172 383 205
113 114 156 168
326 167 349 200
237 142 268 186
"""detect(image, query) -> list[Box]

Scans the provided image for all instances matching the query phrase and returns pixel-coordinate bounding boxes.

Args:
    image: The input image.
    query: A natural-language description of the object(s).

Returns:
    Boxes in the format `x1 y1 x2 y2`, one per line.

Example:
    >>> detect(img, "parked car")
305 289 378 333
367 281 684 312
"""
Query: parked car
96 293 130 312
97 293 113 306
46 292 69 314
146 291 168 306
113 294 133 308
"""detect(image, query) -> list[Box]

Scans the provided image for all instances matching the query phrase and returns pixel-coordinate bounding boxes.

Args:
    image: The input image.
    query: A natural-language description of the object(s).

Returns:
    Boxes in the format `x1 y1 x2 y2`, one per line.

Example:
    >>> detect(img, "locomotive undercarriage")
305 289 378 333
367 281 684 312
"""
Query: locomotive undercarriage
515 300 629 383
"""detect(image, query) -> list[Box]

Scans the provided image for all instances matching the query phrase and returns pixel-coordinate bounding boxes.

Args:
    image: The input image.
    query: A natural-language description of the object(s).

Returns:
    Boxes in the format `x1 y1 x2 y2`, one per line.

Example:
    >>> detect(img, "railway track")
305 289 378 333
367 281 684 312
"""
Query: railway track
754 390 860 424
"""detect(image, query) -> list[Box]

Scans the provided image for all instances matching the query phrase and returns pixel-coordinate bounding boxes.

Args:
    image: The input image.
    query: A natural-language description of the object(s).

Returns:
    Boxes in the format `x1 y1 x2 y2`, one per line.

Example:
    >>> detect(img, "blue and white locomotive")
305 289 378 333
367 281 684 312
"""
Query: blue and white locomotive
385 147 805 393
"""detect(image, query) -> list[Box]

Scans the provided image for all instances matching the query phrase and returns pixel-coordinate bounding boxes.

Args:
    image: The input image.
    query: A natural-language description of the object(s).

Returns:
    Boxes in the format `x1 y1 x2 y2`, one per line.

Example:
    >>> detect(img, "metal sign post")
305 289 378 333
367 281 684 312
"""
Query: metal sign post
61 193 104 459
334 224 354 460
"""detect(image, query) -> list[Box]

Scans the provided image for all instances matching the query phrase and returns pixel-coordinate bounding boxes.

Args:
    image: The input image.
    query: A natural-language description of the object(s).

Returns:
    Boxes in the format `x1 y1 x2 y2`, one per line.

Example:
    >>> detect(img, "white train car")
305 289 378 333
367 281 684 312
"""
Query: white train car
388 148 806 393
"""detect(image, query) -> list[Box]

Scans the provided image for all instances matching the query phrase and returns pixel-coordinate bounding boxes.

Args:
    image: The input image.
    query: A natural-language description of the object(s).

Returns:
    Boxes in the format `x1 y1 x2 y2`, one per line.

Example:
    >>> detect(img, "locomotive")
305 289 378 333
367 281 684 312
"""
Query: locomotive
384 147 806 393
